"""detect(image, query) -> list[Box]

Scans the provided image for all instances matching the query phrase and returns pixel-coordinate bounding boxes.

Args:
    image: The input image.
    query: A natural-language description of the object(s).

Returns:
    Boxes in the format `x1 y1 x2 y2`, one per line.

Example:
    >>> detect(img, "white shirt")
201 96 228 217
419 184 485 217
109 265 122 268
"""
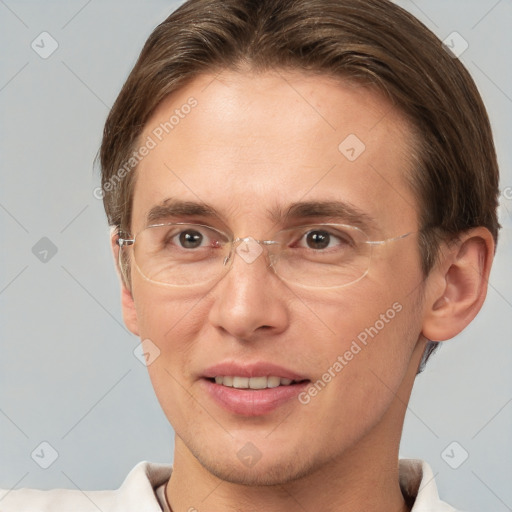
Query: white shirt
0 459 460 511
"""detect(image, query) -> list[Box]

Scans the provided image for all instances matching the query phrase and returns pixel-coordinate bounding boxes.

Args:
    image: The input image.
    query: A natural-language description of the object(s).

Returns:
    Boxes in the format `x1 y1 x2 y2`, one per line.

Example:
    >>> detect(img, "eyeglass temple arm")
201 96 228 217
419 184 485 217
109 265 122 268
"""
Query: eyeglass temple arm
366 231 413 246
117 237 135 248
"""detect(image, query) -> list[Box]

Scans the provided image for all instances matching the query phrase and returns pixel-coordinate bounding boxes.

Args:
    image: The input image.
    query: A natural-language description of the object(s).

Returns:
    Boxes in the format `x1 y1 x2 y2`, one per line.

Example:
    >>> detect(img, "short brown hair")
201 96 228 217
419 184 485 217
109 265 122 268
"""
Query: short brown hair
99 0 500 364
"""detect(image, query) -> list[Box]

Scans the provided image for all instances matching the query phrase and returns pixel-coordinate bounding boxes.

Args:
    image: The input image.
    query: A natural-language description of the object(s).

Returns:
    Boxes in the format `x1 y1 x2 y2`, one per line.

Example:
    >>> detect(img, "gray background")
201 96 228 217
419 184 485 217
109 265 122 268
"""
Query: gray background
0 1 510 510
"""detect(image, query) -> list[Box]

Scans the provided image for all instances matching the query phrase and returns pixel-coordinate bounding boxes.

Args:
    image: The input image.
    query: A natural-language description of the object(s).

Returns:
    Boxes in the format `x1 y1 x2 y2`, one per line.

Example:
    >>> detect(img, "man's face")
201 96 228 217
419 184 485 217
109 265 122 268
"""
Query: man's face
123 70 428 484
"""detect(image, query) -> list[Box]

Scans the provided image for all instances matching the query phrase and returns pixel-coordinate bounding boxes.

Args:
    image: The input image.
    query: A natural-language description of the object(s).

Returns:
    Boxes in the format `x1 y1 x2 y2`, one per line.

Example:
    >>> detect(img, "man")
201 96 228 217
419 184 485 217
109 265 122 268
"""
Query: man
1 0 500 510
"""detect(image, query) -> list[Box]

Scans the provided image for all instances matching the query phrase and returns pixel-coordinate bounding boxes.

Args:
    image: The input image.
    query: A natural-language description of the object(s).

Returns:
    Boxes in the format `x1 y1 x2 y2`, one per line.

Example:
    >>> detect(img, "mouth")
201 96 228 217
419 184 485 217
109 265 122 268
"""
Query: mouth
208 376 307 389
201 362 310 416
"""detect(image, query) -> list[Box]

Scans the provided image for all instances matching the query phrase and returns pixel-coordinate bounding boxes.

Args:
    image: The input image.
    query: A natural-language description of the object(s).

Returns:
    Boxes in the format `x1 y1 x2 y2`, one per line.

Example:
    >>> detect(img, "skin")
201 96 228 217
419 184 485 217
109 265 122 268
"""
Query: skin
113 70 494 511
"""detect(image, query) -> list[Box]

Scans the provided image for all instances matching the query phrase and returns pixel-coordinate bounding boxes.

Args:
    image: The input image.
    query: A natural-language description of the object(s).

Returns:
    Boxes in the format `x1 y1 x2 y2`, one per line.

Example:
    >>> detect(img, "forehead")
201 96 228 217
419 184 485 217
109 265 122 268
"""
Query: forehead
132 70 419 234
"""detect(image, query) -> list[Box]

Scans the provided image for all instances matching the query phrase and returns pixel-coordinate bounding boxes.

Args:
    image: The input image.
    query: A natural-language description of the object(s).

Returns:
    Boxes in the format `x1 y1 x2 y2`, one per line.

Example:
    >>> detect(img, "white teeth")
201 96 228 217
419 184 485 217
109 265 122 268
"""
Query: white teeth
267 376 281 388
249 376 267 389
232 376 249 388
213 376 297 389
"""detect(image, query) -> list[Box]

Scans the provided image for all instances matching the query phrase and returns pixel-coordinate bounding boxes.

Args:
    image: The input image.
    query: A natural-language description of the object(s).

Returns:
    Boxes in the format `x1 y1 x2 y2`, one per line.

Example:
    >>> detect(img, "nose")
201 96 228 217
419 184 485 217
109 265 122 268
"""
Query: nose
207 239 290 341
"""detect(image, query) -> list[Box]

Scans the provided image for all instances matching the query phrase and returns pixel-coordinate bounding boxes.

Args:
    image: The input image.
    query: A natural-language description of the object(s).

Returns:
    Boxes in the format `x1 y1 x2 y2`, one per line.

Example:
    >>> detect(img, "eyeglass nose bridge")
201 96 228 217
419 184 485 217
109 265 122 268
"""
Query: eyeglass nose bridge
223 236 280 267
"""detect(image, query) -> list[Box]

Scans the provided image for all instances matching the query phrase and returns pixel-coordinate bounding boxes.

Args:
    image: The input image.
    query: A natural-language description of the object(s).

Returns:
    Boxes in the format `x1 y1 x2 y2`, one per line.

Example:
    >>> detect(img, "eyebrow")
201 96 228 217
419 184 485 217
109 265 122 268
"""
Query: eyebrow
145 198 377 232
274 200 377 232
146 199 220 225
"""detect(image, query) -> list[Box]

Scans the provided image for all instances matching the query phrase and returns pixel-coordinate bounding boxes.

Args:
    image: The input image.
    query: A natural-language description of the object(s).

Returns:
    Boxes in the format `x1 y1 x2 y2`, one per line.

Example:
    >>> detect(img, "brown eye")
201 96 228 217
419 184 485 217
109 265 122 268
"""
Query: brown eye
178 230 204 248
305 230 331 250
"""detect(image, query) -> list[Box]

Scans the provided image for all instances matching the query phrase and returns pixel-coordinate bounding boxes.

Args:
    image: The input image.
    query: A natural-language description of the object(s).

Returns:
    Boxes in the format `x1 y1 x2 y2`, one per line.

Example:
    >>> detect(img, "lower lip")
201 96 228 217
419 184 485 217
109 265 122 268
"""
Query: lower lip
200 379 310 416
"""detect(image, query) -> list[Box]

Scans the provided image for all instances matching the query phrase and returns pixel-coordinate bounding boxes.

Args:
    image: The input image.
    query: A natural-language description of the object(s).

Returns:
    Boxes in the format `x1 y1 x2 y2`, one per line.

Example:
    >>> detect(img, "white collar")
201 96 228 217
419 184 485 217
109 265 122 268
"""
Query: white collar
0 459 461 511
399 459 460 511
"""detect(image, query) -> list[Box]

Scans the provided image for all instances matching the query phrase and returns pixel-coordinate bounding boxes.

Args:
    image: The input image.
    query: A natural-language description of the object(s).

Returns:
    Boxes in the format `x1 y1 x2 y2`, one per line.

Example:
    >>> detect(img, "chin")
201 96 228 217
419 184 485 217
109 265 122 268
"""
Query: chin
207 460 313 486
191 443 327 487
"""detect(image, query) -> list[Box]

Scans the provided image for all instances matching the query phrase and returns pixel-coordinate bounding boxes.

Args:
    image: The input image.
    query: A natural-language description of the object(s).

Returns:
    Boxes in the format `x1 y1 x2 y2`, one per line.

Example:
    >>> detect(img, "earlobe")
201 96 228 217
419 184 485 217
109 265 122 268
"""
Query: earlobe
421 228 494 342
111 230 140 336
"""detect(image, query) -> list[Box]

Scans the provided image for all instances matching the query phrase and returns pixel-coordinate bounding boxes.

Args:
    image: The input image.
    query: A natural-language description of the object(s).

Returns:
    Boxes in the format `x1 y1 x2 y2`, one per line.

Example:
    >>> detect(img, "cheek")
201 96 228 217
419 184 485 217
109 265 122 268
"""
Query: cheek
296 290 421 444
301 275 422 395
131 281 212 427
132 281 207 351
130 276 213 389
302 272 413 346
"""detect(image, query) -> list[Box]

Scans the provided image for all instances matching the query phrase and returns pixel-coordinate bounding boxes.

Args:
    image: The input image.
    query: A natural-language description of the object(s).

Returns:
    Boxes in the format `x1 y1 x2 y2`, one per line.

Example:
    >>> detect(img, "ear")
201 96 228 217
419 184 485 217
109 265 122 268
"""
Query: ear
421 227 495 342
111 230 140 336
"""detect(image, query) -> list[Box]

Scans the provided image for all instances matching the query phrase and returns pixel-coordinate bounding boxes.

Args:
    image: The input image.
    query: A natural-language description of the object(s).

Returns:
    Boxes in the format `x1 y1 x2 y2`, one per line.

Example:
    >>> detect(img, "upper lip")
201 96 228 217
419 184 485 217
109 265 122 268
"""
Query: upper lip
202 361 308 381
